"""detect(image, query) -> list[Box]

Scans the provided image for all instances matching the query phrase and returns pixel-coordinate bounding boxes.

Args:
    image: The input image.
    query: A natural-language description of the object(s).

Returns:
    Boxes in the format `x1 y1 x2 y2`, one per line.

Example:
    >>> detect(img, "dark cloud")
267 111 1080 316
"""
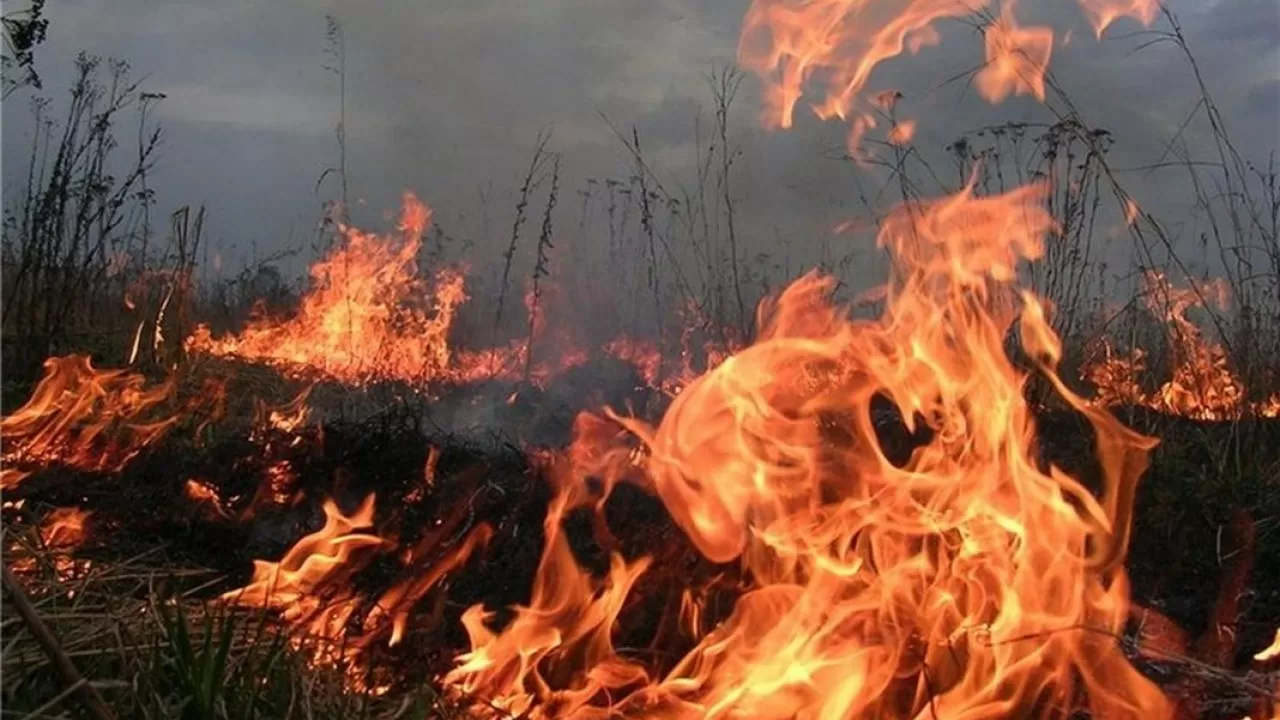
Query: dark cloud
2 0 1275 286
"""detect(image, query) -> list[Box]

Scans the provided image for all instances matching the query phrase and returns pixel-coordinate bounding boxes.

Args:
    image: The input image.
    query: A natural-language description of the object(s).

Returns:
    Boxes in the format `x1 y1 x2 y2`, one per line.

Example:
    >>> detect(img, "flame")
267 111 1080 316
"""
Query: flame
1124 198 1141 226
425 445 441 486
886 118 916 145
440 3 1175 707
185 477 231 520
406 445 442 503
737 0 974 134
975 3 1053 104
187 194 471 387
1075 0 1159 37
4 507 97 588
222 492 490 691
603 303 742 395
737 0 1156 153
222 495 387 663
260 387 313 435
366 522 493 649
1 355 177 484
1249 630 1280 720
40 507 92 549
445 454 652 716
1258 630 1280 663
604 336 663 388
443 181 1172 718
1083 272 1275 420
186 197 691 392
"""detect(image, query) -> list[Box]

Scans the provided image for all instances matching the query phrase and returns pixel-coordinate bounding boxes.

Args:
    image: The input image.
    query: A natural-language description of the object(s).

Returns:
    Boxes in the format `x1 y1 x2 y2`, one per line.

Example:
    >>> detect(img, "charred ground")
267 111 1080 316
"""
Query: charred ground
2 356 1277 718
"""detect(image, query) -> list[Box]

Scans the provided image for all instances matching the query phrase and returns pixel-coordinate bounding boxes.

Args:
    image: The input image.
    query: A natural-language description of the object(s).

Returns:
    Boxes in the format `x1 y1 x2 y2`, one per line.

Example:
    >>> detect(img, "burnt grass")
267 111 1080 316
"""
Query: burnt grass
3 359 1279 715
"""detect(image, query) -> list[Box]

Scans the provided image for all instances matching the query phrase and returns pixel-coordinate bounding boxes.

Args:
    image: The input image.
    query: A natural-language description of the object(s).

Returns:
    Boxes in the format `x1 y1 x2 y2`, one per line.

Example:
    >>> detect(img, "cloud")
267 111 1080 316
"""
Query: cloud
2 0 1275 288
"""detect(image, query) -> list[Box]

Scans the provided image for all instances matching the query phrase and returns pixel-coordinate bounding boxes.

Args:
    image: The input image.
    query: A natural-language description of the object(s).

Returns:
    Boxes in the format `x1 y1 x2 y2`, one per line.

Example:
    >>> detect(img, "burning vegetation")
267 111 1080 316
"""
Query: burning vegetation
3 0 1280 719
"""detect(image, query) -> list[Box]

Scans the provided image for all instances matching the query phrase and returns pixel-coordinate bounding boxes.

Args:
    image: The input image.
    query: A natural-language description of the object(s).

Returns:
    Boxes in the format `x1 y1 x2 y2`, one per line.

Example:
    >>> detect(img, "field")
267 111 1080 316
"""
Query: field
3 1 1280 719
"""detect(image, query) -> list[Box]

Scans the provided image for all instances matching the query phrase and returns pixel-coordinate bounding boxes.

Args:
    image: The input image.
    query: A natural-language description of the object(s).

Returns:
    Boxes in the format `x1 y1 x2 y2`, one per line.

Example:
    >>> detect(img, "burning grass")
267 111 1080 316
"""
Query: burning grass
0 534 466 719
5 1 1280 717
3 185 1280 718
2 358 1279 719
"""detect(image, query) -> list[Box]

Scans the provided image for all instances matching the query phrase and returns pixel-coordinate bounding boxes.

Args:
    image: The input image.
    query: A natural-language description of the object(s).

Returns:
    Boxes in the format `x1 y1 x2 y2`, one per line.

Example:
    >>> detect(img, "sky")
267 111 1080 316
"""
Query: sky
2 0 1277 295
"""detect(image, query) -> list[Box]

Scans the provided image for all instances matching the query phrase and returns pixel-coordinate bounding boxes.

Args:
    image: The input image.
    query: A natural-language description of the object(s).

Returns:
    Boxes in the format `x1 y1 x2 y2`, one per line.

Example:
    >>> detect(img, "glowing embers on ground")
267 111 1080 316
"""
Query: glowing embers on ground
1082 271 1280 420
440 182 1172 719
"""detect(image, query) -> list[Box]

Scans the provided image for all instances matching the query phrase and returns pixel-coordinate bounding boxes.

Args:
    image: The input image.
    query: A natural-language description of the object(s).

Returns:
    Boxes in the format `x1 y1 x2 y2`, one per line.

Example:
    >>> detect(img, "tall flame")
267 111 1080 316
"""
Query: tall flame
440 1 1180 715
444 182 1172 718
187 194 472 387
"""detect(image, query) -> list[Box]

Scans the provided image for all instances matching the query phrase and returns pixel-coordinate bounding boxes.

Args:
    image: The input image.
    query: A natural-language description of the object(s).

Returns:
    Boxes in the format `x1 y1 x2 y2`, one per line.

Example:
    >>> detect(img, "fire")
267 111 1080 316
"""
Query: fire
737 0 973 132
1075 0 1159 37
442 181 1172 718
220 492 491 690
185 477 232 520
1250 631 1280 720
602 302 743 395
446 452 652 717
221 495 387 665
39 507 92 549
187 194 471 387
4 507 96 589
260 387 313 435
1082 271 1276 420
885 118 916 145
218 2 1184 713
406 446 441 503
603 336 663 388
185 197 704 392
1 355 177 485
1258 629 1280 663
975 3 1053 104
4 1 1264 715
737 0 1155 152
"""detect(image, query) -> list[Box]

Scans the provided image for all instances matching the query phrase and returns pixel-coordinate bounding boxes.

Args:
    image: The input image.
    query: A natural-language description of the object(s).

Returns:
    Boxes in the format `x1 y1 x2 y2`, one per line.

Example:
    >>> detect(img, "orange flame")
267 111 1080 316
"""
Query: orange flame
445 455 652 716
885 118 916 145
185 477 232 520
1 355 177 485
261 387 313 435
186 197 687 391
40 507 92 549
222 495 387 662
4 507 97 588
737 0 974 133
1083 272 1275 420
737 0 1156 153
222 492 491 691
444 182 1172 718
975 3 1054 103
1075 0 1159 37
1257 629 1280 663
188 194 471 387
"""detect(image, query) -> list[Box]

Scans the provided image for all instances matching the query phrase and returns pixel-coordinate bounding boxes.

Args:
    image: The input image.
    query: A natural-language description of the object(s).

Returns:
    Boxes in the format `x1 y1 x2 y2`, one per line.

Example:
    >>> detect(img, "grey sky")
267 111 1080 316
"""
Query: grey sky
3 0 1277 296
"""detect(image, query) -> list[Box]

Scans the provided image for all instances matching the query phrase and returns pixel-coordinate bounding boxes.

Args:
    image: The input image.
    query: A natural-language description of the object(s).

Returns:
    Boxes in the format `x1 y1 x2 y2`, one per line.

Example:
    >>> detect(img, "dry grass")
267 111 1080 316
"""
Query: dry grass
1 524 472 720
